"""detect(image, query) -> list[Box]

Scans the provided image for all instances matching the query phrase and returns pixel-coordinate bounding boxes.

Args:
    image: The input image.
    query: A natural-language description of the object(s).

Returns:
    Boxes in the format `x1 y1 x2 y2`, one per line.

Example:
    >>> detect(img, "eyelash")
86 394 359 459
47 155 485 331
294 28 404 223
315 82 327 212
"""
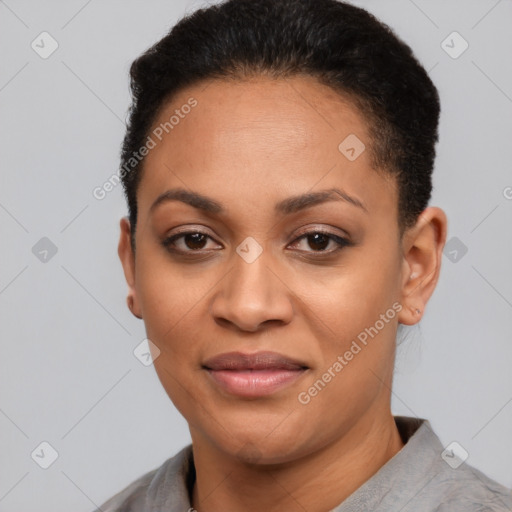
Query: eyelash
161 228 352 257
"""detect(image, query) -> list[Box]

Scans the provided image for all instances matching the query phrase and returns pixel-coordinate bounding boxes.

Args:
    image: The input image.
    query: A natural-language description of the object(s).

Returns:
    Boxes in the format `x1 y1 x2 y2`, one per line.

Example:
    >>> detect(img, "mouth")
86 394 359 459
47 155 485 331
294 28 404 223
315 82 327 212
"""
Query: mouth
202 351 309 398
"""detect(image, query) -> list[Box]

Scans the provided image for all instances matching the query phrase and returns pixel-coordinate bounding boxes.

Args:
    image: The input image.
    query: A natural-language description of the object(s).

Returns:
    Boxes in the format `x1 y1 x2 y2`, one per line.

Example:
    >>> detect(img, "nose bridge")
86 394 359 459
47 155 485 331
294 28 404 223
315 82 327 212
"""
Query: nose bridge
210 240 293 331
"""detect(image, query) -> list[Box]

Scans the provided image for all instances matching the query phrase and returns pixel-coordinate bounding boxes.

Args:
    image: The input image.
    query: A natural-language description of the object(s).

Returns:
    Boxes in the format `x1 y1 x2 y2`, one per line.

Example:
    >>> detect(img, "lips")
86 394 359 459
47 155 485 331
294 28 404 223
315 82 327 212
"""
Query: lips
203 351 307 371
203 351 308 398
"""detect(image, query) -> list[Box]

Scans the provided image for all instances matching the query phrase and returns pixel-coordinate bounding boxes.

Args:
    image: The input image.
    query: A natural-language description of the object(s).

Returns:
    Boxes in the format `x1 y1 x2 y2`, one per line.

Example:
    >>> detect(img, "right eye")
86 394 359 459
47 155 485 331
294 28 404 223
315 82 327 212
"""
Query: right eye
162 230 223 254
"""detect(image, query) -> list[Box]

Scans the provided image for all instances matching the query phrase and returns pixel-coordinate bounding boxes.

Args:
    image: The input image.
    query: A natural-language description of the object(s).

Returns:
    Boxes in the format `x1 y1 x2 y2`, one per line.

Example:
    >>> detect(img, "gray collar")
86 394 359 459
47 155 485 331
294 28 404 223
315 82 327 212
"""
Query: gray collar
139 416 511 512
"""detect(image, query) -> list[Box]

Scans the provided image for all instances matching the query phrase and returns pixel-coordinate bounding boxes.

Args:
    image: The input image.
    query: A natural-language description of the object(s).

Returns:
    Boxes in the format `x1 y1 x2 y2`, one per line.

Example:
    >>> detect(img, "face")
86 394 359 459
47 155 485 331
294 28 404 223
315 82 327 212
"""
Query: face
119 75 437 464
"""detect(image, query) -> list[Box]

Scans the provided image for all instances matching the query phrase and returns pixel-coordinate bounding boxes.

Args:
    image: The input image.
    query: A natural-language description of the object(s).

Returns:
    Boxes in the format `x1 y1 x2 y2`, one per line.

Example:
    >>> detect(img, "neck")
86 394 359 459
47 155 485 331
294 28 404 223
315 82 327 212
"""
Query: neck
190 409 404 512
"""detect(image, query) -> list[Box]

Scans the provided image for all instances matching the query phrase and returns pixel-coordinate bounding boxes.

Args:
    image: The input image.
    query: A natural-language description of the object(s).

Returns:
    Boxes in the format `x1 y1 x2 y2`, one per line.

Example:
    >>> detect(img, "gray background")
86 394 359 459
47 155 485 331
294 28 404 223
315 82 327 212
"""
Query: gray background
0 0 511 510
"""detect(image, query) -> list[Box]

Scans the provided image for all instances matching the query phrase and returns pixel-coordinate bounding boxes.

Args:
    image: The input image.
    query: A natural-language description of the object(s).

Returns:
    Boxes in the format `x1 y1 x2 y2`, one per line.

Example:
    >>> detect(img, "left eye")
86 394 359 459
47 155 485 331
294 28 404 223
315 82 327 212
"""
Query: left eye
288 231 350 253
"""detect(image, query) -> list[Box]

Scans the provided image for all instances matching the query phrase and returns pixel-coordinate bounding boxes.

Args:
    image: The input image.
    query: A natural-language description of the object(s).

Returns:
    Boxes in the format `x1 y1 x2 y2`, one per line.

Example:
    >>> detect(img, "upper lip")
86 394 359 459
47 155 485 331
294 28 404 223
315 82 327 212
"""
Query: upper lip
203 351 308 371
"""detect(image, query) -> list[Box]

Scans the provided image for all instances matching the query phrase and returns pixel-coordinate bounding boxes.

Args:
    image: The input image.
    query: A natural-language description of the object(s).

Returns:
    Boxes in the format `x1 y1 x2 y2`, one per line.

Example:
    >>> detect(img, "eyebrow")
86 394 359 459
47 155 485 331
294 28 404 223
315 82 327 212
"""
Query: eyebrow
149 187 368 215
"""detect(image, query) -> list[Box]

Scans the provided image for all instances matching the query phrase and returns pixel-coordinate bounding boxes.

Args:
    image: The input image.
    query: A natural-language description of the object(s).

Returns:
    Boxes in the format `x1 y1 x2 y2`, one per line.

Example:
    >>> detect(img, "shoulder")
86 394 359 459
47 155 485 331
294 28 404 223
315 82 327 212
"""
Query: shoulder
93 468 159 512
428 463 512 512
92 445 193 512
383 417 512 512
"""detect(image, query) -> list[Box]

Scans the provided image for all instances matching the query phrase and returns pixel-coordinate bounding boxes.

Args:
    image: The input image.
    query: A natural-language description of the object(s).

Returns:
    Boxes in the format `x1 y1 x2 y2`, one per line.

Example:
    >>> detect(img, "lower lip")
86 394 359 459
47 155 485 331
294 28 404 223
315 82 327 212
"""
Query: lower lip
206 368 306 397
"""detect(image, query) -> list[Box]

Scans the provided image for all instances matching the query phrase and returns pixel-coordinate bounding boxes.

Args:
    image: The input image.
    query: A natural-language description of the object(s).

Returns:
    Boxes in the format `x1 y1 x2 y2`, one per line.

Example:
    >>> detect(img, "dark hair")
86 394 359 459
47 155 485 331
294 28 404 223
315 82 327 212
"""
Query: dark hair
120 0 440 246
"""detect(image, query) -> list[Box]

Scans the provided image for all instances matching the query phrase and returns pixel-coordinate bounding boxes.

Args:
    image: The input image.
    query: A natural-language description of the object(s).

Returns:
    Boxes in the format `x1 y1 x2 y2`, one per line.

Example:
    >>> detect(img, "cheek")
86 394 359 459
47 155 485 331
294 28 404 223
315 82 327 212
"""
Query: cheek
137 265 209 416
134 246 212 342
293 252 400 342
291 249 402 410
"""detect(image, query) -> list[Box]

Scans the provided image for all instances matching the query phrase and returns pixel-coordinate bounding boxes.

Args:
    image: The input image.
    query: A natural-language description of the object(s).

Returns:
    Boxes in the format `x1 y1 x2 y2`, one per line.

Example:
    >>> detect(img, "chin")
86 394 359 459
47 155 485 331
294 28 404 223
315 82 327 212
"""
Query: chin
199 414 319 466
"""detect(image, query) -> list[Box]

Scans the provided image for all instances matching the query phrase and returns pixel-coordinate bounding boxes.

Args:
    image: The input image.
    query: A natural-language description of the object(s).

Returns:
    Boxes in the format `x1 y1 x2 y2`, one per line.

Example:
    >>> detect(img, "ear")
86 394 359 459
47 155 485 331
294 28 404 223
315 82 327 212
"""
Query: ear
118 217 142 319
397 207 447 325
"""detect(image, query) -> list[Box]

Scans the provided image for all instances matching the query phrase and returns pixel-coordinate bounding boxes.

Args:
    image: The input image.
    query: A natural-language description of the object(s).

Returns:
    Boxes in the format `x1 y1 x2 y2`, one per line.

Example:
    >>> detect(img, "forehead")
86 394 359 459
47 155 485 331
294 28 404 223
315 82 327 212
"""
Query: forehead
137 75 396 220
152 75 369 162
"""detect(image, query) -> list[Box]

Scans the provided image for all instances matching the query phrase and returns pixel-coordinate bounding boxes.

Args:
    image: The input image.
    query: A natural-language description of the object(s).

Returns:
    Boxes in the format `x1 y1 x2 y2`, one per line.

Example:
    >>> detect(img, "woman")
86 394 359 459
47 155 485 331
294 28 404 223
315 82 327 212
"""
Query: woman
98 0 512 510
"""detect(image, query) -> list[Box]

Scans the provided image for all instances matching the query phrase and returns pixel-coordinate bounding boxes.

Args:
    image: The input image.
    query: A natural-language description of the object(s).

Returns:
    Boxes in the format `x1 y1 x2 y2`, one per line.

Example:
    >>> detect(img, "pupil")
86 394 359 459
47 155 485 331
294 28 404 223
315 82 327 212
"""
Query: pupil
185 233 207 250
308 233 329 251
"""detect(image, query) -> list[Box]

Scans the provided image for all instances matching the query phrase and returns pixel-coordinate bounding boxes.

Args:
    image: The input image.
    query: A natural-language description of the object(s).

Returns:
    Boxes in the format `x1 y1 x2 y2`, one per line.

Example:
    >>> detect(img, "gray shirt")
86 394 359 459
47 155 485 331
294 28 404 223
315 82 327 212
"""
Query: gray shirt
94 416 512 511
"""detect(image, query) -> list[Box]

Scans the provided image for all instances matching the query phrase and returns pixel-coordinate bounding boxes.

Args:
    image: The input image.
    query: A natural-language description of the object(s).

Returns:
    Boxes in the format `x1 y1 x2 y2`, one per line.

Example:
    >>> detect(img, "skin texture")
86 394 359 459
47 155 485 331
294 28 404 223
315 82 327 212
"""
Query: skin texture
118 75 447 512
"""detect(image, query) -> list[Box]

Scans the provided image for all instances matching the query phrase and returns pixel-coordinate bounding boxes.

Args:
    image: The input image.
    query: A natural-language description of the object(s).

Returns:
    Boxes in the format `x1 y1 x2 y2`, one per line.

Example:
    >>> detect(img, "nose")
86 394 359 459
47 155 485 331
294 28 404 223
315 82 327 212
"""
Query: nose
210 248 294 333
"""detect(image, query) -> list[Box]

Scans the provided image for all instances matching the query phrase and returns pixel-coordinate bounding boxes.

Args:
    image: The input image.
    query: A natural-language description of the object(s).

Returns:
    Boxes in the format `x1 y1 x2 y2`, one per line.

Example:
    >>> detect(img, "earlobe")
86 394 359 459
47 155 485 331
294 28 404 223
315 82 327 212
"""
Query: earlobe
398 207 447 326
118 217 143 319
126 294 142 320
